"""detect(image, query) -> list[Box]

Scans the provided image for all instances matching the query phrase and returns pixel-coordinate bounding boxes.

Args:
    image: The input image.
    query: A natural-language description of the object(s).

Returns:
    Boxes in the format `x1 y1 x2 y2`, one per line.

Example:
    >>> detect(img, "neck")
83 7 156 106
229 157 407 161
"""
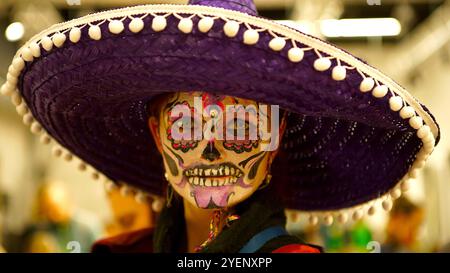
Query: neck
183 199 223 252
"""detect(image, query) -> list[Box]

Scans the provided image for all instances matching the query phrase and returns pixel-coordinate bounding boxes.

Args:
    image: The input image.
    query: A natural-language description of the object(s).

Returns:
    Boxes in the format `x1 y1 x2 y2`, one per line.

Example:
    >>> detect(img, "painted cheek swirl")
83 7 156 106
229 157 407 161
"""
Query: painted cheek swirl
167 128 199 153
223 110 260 153
223 139 259 153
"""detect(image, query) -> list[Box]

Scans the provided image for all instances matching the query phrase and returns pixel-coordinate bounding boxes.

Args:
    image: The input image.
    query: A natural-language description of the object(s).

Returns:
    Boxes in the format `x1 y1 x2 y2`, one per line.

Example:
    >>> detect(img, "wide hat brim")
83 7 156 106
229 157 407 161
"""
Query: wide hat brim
2 3 440 223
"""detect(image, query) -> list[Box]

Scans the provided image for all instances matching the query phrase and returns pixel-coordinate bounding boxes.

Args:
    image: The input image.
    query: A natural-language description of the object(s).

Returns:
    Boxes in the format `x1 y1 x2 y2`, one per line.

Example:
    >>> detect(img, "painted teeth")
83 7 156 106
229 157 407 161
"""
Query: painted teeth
184 176 239 186
184 166 242 177
185 175 240 187
184 165 243 187
205 178 212 186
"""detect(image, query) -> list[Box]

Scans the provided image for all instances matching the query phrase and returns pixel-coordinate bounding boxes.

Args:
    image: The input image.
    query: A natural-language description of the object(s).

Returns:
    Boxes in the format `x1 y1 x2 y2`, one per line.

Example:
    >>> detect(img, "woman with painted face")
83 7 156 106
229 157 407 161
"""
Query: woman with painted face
145 92 306 253
3 0 439 253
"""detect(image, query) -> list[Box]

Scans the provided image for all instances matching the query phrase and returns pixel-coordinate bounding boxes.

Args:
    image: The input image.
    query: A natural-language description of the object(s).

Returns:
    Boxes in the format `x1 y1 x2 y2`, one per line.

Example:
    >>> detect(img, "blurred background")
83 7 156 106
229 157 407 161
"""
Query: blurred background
0 0 449 253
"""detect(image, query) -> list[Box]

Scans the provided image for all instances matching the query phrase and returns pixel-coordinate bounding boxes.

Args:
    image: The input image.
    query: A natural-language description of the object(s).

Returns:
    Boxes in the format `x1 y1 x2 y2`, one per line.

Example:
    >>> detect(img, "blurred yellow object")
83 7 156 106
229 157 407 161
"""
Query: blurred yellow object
26 231 60 253
35 182 73 224
105 187 154 237
384 197 424 252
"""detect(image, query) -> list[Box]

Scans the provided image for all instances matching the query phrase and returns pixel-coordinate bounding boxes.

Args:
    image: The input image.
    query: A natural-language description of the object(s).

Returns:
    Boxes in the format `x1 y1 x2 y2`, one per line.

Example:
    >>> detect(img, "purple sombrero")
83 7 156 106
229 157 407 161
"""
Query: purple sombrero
1 0 440 224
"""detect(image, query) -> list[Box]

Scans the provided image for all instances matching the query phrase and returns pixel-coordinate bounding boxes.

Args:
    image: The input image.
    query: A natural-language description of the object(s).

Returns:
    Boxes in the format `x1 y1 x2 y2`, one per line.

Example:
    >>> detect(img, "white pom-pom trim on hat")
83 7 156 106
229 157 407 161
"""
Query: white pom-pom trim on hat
269 37 286 51
135 191 149 204
16 102 28 116
223 20 240 37
390 188 402 199
176 15 194 34
69 27 82 43
22 113 34 126
400 106 415 119
332 65 346 81
88 24 102 40
198 16 214 33
39 134 52 145
51 146 63 157
298 191 408 226
360 77 375 92
323 215 334 226
104 180 118 193
367 206 376 216
314 57 332 71
389 96 403 112
308 215 318 225
11 92 22 106
21 47 34 62
382 199 393 211
372 85 388 98
30 121 42 134
41 36 53 51
78 162 87 171
1 82 15 96
152 198 164 212
243 29 259 45
91 172 100 180
409 116 423 129
63 152 73 162
120 185 132 196
29 42 41 58
2 8 438 215
108 19 125 34
417 125 431 139
12 57 25 71
52 32 66 48
130 17 145 33
337 212 348 224
287 47 304 63
352 209 363 221
152 16 167 32
8 65 21 78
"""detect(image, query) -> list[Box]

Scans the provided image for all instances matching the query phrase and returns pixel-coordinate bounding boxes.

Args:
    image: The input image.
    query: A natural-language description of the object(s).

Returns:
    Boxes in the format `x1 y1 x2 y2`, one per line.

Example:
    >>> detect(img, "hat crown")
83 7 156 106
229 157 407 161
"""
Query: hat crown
188 0 258 16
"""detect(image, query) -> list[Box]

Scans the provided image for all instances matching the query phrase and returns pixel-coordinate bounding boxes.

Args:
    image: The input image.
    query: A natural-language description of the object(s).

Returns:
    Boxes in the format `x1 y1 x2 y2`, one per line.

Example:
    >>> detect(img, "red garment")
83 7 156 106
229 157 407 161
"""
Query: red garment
92 228 154 253
271 244 321 253
92 228 321 253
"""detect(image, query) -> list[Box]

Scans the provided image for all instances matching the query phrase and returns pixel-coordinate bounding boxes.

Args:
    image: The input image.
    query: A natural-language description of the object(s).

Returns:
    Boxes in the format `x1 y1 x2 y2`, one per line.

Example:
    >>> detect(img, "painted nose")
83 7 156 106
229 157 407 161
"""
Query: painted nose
201 141 221 162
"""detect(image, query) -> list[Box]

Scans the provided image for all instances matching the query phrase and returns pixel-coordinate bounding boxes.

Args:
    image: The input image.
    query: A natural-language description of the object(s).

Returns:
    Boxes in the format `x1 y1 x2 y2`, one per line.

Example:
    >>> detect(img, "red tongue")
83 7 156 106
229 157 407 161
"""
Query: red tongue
191 185 233 208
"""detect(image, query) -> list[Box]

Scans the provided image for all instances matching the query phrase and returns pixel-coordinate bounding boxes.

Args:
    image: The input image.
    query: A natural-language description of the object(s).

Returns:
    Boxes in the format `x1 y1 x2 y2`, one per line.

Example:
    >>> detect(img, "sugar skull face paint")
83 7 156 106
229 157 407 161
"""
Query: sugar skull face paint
148 92 284 209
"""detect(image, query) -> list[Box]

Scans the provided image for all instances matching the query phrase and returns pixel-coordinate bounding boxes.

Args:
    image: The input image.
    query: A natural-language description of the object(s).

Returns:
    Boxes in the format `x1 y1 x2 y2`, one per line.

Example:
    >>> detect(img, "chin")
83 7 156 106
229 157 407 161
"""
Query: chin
187 184 258 209
170 172 263 209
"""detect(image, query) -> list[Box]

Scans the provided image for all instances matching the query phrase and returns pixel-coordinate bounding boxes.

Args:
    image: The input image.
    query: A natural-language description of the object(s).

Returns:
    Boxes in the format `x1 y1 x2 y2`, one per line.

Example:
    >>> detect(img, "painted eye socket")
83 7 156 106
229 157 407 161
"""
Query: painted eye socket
167 116 200 153
226 119 250 137
175 116 192 131
174 116 203 133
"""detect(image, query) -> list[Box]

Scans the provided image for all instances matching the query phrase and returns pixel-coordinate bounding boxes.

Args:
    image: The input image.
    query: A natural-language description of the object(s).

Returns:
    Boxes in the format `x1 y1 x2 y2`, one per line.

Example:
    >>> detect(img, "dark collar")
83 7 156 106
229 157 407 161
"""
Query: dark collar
153 186 287 253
